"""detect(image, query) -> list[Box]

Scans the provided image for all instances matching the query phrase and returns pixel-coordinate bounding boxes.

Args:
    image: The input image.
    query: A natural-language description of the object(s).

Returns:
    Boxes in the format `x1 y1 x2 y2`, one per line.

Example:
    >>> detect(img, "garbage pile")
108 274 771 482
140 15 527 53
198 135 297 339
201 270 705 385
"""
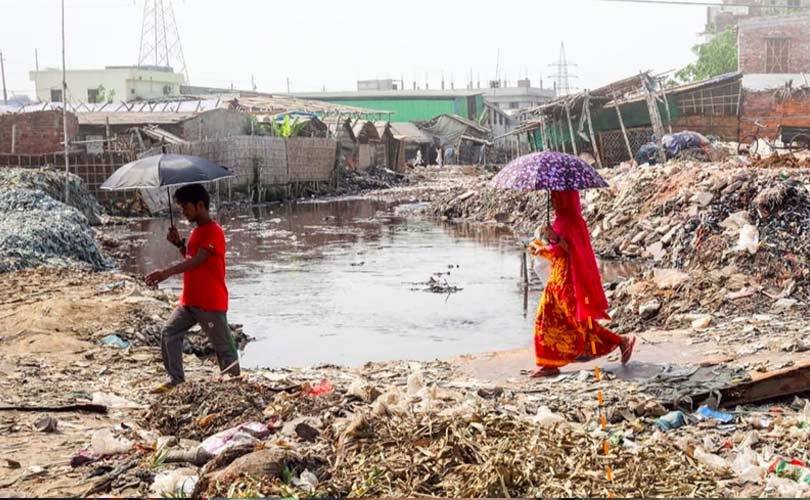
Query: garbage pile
337 165 410 194
73 362 810 498
0 167 102 224
430 158 810 329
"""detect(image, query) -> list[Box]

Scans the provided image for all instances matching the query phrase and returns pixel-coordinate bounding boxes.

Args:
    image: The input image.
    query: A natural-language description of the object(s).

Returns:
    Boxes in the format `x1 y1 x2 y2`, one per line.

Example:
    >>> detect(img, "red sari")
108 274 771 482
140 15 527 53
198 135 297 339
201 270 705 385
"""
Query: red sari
530 190 622 368
530 242 622 368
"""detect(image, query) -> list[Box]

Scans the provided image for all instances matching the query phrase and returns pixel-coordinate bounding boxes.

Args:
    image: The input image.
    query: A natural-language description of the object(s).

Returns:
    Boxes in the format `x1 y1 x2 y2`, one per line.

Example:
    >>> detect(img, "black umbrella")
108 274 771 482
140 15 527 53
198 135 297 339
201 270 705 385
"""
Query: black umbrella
101 154 234 225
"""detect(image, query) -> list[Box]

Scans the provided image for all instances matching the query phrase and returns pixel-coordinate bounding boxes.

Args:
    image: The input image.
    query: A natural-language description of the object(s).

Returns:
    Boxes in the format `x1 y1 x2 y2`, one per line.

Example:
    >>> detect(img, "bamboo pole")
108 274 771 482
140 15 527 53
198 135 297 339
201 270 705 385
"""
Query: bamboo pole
565 100 578 155
584 93 603 168
611 90 634 162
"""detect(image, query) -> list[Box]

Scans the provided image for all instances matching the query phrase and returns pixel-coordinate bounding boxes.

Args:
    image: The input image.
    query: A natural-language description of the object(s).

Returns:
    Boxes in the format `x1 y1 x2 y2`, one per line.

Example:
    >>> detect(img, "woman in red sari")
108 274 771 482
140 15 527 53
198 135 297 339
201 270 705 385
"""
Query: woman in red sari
528 190 635 378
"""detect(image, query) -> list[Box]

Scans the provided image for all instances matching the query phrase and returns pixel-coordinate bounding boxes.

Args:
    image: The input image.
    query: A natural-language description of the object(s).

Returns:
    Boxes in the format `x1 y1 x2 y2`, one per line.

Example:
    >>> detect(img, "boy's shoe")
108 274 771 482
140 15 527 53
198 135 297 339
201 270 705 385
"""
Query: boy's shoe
150 382 180 394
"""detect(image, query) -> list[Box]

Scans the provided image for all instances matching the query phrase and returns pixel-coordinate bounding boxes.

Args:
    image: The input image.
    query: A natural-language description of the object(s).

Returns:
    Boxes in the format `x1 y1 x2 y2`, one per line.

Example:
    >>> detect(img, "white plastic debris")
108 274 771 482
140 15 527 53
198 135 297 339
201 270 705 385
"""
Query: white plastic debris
735 224 760 255
731 445 765 483
292 469 319 493
150 469 198 497
533 406 566 428
90 429 132 456
91 392 144 409
406 371 425 396
694 446 730 471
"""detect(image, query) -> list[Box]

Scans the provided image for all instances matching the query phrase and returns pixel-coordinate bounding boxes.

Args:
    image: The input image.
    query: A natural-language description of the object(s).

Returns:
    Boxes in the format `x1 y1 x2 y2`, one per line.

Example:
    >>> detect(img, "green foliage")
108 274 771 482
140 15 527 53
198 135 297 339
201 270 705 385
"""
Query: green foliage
93 84 116 103
675 29 738 83
271 115 306 138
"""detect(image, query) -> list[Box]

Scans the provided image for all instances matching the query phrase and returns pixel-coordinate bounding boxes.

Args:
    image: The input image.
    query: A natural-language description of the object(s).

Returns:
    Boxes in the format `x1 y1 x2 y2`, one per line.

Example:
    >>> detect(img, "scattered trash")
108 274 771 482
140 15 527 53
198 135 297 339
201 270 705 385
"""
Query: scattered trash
70 449 100 468
100 334 130 349
199 422 269 457
769 458 810 485
304 379 335 397
694 446 730 471
91 392 142 409
655 411 687 431
695 406 735 424
150 468 199 497
533 406 567 428
33 415 57 433
90 429 132 456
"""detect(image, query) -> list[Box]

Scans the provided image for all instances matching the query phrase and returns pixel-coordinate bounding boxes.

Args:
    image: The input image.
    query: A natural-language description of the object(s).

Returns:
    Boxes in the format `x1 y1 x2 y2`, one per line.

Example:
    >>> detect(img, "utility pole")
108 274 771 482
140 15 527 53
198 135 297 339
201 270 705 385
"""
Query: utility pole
286 77 290 94
35 48 39 71
61 0 71 204
0 51 7 104
251 74 256 92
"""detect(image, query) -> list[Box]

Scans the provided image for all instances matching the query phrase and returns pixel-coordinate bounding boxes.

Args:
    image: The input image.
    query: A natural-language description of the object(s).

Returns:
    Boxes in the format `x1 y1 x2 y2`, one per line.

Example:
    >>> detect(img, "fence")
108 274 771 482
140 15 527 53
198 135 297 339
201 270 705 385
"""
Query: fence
0 151 134 204
598 126 654 166
166 135 337 188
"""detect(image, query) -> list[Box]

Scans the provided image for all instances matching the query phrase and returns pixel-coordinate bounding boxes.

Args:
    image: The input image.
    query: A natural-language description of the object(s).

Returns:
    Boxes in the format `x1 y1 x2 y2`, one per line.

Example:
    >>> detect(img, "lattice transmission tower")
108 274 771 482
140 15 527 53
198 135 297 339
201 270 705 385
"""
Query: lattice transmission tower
137 0 189 82
548 41 578 96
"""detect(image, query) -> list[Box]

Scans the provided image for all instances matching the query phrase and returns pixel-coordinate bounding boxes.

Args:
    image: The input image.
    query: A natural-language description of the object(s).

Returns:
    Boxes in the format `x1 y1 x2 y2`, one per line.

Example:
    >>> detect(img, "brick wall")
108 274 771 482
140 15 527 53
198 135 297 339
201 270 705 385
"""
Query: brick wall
286 137 337 183
179 109 250 141
0 111 79 154
738 16 810 74
740 88 810 138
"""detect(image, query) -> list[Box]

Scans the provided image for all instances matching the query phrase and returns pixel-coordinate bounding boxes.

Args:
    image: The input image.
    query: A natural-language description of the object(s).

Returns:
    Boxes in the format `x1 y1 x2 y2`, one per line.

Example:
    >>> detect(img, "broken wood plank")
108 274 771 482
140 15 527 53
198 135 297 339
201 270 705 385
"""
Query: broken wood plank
692 361 810 408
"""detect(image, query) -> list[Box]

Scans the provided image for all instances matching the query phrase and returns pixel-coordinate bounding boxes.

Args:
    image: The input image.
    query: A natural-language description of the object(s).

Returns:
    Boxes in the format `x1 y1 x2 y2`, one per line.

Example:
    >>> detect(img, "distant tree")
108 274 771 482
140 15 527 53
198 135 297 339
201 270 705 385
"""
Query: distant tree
93 85 116 103
675 29 738 83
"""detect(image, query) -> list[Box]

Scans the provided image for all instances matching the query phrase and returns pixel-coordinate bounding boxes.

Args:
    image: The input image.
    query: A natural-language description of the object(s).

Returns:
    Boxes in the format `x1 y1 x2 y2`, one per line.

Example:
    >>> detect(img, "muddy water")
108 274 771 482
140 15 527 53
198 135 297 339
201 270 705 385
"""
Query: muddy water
117 199 637 368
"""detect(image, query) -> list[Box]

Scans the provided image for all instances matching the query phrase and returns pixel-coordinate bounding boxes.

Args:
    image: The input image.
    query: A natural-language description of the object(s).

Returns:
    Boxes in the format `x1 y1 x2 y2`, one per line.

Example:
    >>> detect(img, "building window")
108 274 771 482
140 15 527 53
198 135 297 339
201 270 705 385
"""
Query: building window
788 0 800 8
50 89 62 102
766 38 790 73
87 88 99 103
509 102 520 109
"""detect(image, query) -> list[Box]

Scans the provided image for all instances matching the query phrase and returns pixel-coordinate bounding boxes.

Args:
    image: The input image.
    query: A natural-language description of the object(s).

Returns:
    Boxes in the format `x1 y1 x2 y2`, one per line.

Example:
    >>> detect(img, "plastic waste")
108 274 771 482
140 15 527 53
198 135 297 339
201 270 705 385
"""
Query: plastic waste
199 422 269 457
655 411 686 431
305 379 334 397
766 476 810 498
150 469 198 497
732 445 764 483
99 334 130 349
747 415 773 430
695 405 735 424
769 458 810 485
533 406 566 428
90 429 132 456
736 224 760 255
69 449 100 468
292 469 319 493
694 446 730 471
406 371 425 396
91 392 143 409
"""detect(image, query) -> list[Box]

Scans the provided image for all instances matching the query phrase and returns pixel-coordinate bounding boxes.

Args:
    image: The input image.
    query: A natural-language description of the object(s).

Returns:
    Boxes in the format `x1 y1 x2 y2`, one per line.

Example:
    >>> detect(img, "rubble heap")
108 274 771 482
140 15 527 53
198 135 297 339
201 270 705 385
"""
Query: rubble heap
337 166 410 194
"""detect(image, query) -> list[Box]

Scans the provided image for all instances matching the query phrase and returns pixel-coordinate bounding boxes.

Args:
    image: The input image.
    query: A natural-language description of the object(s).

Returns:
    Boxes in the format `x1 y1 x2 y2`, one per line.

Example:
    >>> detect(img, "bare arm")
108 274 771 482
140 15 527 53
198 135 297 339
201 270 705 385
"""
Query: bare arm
145 248 211 287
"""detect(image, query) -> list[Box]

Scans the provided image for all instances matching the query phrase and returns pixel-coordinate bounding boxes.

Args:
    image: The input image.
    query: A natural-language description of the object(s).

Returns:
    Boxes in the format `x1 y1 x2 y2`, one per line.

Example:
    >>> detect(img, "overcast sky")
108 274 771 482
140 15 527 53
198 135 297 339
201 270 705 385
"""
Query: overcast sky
0 0 709 98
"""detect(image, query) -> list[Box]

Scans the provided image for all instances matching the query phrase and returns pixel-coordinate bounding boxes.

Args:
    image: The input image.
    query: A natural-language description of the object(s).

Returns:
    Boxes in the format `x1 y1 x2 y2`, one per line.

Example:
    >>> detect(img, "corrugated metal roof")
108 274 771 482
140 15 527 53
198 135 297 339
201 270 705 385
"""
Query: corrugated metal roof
77 112 199 126
384 122 434 143
294 89 484 99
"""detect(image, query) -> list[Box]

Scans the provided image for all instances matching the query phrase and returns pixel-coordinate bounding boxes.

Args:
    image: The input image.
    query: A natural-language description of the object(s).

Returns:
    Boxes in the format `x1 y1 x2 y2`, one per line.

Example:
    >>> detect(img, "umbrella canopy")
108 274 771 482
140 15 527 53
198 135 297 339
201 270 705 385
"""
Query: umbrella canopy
101 154 234 191
489 151 608 192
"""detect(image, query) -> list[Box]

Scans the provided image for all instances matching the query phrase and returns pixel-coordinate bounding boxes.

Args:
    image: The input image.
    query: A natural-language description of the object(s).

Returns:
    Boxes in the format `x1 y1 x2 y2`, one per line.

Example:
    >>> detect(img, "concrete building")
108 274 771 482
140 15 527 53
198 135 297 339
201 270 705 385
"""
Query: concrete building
29 65 186 103
483 79 555 113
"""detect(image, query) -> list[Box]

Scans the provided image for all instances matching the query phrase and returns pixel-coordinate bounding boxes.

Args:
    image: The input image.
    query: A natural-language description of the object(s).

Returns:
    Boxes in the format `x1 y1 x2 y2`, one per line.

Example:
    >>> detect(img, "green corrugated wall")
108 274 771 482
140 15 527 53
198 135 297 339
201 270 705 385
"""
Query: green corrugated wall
316 95 484 122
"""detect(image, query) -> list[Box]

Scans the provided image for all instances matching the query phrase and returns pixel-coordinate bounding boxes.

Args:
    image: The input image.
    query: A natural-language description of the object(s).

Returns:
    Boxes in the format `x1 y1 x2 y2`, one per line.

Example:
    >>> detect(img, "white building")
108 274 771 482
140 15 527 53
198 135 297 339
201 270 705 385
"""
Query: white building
29 65 186 103
483 79 555 113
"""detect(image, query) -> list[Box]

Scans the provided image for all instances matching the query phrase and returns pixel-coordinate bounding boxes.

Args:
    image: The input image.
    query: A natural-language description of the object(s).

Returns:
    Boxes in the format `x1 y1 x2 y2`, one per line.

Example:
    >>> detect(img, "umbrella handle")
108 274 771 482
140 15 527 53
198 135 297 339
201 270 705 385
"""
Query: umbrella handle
546 191 551 227
167 187 174 228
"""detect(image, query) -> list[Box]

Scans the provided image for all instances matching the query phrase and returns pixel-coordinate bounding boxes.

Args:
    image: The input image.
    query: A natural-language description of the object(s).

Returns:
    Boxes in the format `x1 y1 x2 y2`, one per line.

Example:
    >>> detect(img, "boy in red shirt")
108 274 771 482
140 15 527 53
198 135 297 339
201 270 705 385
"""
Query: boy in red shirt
146 184 240 393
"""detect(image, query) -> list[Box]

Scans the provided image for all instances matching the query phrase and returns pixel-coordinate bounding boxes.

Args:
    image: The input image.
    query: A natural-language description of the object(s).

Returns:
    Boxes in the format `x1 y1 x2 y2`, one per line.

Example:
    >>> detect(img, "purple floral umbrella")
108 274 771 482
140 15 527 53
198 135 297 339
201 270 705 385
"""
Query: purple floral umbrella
489 151 608 224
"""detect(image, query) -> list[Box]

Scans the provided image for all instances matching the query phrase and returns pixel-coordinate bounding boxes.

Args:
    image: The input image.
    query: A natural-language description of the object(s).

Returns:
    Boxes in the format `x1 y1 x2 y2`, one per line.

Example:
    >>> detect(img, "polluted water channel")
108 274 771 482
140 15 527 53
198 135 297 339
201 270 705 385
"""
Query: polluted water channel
118 199 637 368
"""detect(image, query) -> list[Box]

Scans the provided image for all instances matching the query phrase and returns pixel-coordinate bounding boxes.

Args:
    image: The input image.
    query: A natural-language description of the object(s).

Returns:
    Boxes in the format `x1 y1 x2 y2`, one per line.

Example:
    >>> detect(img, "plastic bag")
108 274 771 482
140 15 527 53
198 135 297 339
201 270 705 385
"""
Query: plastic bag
91 392 143 409
199 422 268 457
694 446 730 471
90 429 132 456
732 445 764 483
533 406 566 428
150 469 198 497
735 224 760 255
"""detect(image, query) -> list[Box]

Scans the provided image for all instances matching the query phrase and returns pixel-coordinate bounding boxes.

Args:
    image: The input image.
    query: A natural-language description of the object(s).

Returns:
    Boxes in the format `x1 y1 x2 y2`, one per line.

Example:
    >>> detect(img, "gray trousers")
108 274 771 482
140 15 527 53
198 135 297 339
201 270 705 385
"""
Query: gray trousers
161 306 241 385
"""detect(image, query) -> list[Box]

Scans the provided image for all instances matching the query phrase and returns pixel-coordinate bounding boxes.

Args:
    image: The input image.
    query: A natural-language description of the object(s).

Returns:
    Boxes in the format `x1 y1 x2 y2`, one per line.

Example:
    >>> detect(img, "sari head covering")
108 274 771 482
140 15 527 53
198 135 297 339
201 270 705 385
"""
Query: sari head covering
551 190 610 322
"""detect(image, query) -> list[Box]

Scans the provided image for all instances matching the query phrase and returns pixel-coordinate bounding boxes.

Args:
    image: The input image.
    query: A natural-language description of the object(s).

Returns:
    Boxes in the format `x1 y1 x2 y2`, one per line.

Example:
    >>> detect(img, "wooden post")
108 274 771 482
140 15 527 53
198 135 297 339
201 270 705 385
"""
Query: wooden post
611 90 634 162
10 124 15 153
565 101 578 155
105 116 110 142
584 93 603 168
659 78 674 134
558 120 567 154
642 74 667 165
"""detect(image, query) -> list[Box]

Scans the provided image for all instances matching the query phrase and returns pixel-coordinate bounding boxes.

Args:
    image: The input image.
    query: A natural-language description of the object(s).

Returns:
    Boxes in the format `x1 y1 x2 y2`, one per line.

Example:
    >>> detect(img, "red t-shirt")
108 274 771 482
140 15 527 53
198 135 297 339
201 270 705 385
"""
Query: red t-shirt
179 221 228 312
